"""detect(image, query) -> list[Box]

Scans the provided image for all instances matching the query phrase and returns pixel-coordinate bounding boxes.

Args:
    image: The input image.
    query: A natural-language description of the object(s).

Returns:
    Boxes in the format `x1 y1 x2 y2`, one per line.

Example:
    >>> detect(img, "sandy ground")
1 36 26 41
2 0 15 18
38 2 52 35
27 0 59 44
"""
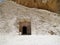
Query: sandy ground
0 34 60 45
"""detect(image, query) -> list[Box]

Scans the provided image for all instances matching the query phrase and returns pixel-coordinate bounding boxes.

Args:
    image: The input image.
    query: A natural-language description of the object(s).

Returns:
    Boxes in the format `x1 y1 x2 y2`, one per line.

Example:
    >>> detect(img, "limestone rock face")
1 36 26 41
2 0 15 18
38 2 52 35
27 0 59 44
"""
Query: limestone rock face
10 0 58 12
0 1 60 35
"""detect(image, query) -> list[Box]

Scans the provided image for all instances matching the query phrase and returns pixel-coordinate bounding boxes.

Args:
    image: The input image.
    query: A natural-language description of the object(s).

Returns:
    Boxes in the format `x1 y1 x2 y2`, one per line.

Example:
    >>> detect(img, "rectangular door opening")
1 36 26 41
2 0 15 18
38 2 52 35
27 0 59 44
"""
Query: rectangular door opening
22 26 27 35
19 21 31 35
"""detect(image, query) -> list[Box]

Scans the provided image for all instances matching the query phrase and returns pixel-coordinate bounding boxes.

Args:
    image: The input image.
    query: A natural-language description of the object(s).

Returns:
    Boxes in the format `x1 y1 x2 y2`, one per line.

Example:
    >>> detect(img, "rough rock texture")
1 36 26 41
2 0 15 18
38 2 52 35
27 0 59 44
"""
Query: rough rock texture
57 0 60 13
10 0 58 13
0 1 60 35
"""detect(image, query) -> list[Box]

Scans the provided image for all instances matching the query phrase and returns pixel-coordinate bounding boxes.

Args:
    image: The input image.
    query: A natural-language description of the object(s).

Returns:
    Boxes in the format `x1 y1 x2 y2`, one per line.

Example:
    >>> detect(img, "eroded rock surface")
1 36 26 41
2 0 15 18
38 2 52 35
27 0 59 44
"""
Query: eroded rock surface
0 1 60 35
10 0 58 12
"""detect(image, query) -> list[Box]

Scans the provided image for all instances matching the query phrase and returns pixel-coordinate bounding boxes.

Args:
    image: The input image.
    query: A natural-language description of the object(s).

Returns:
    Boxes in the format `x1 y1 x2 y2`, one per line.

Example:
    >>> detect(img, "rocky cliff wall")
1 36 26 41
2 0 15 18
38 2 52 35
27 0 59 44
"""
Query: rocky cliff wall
9 0 58 13
0 1 60 35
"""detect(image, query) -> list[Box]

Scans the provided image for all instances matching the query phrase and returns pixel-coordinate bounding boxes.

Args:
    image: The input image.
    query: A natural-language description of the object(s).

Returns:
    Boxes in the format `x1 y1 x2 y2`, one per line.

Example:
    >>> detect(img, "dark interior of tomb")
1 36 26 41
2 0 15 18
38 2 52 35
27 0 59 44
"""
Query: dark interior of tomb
22 26 27 35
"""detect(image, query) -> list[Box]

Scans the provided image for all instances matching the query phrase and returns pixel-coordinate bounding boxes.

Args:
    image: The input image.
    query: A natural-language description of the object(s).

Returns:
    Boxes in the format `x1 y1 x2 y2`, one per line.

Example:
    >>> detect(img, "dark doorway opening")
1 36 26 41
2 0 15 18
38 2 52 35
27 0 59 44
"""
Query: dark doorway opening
22 26 27 35
19 21 31 35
